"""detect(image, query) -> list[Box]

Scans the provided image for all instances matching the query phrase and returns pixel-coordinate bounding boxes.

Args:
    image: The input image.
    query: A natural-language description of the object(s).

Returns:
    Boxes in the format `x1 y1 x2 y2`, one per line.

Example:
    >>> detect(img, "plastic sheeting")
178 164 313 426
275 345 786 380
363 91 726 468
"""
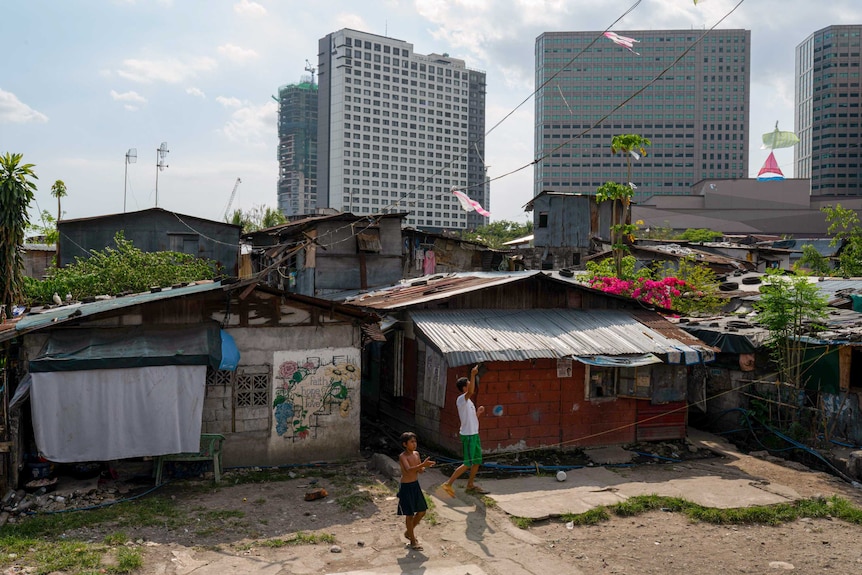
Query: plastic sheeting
29 324 221 373
30 365 206 462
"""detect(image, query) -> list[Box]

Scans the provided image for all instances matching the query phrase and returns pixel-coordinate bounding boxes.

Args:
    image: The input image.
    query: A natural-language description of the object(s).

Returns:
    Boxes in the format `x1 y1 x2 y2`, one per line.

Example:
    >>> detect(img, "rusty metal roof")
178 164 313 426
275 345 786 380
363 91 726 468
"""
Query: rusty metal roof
339 271 541 310
410 308 713 367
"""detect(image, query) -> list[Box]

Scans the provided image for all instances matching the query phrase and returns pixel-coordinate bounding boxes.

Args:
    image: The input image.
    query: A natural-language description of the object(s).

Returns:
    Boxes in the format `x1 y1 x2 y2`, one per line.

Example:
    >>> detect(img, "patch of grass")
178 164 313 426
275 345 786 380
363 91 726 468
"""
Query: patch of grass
0 538 102 574
288 531 336 545
336 491 373 511
480 495 496 508
258 539 290 548
103 532 129 546
0 495 185 540
423 494 439 526
109 546 143 574
511 516 534 529
561 507 610 526
554 495 862 530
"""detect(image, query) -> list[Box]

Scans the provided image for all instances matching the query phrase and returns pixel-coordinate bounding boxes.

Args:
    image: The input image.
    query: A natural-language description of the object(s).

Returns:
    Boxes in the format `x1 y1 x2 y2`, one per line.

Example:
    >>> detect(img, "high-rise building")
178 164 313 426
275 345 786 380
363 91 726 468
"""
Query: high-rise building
795 25 862 196
317 29 488 231
276 77 318 217
534 29 750 199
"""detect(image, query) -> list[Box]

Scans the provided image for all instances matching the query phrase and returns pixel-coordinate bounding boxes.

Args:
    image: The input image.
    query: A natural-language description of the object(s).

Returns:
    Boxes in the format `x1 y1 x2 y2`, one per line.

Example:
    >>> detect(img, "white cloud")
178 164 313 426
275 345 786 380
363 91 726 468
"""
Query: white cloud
334 12 369 31
216 96 242 108
110 89 147 104
116 56 218 84
233 0 266 16
0 89 48 123
186 87 206 98
221 101 277 147
217 43 259 63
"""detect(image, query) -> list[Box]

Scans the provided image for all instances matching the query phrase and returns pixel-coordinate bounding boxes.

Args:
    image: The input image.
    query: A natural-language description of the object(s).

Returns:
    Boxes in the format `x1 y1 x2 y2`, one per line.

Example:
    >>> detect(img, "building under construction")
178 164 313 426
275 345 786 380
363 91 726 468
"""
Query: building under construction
276 76 318 217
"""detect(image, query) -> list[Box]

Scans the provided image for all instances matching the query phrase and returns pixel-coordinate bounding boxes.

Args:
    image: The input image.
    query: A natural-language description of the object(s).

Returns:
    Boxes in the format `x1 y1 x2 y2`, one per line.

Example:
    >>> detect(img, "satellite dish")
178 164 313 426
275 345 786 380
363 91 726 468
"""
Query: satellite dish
126 148 137 164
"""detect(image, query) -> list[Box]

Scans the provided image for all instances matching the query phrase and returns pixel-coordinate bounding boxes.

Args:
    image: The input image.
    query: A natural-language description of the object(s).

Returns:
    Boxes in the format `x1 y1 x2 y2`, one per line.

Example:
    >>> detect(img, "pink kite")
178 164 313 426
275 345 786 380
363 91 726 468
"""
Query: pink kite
452 188 491 217
603 31 640 55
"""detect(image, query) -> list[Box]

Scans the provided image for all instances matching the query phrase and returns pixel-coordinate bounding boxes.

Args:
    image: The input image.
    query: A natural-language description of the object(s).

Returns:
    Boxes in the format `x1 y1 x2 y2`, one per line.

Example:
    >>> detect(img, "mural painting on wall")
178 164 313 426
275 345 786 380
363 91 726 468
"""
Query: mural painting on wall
272 348 360 441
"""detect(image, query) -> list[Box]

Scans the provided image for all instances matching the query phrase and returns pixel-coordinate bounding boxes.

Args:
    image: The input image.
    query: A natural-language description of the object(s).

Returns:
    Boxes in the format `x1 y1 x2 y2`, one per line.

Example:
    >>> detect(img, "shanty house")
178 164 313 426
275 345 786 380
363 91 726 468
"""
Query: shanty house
332 270 715 455
0 280 377 489
57 208 241 276
244 212 407 296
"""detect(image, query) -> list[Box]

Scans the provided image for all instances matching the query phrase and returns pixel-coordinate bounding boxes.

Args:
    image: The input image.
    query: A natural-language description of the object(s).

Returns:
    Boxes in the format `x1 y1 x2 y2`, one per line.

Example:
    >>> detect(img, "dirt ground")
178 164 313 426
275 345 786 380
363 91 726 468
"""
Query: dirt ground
41 440 862 575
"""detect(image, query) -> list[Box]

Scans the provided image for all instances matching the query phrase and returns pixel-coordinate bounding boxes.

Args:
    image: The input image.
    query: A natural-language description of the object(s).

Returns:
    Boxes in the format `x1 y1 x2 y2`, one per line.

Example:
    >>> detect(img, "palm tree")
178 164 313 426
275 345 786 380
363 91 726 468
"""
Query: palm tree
51 179 67 222
0 153 38 311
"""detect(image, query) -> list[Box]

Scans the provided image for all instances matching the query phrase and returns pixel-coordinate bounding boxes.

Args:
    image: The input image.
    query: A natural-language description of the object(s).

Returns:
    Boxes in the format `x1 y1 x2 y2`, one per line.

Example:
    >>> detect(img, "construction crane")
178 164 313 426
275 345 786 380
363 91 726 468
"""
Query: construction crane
305 59 316 85
223 177 242 221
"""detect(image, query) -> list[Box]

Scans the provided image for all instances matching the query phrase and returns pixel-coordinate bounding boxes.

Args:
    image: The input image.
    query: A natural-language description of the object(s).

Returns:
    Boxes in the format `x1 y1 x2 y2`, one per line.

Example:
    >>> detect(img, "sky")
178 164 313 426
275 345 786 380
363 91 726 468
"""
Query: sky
4 0 862 229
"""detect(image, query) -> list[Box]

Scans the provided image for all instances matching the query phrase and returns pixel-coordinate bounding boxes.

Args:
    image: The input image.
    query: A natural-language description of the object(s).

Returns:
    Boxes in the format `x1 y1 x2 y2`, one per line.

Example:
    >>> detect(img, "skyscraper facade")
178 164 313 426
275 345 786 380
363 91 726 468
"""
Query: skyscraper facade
534 29 750 200
276 78 318 217
317 29 488 231
795 25 862 196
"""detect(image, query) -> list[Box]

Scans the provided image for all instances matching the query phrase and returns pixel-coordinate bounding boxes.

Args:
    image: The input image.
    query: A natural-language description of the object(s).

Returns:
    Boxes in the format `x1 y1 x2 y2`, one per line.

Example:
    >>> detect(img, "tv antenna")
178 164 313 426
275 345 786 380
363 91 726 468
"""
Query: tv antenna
305 59 316 85
124 148 137 212
155 142 169 207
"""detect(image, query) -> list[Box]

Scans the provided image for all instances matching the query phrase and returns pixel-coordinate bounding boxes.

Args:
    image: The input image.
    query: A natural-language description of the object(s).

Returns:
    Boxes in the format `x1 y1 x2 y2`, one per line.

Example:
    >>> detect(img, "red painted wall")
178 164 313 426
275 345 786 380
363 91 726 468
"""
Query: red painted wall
437 359 684 454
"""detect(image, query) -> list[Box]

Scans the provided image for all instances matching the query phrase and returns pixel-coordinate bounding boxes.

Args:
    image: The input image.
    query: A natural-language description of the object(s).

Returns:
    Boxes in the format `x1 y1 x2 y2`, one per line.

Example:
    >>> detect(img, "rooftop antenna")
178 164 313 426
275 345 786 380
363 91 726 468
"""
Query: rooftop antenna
304 59 316 85
124 148 137 213
155 142 169 207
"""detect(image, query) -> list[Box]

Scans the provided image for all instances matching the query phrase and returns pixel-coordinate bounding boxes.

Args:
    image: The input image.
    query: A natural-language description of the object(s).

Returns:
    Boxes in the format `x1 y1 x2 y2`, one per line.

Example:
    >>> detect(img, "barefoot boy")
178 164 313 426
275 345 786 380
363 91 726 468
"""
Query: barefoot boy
397 431 435 549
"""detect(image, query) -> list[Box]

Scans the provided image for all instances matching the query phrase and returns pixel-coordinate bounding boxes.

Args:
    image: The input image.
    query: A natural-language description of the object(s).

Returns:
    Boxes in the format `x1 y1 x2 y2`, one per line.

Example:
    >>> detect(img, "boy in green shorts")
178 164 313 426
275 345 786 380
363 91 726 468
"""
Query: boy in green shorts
442 364 489 496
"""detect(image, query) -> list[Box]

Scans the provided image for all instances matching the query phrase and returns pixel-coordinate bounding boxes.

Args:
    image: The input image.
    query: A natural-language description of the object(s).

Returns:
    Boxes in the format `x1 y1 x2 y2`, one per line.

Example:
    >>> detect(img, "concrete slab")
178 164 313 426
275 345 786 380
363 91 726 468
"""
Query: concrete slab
478 462 802 520
584 445 634 465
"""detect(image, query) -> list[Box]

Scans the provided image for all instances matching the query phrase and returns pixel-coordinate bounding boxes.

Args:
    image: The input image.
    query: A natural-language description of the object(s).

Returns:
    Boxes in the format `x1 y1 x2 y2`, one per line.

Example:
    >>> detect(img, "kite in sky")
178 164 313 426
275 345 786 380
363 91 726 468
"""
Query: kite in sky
452 188 491 217
761 121 800 149
603 31 640 55
757 152 785 181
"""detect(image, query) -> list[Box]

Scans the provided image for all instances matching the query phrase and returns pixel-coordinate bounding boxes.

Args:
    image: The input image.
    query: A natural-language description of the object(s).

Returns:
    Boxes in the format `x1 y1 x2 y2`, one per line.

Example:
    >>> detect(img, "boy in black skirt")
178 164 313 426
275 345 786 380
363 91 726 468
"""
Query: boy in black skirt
397 431 435 549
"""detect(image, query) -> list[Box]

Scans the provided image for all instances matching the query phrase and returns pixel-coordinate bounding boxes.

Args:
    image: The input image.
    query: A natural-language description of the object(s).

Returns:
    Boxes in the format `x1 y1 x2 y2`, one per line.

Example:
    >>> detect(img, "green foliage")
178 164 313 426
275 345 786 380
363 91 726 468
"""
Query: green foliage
674 228 723 243
23 232 219 306
822 204 862 276
585 255 645 282
227 205 287 233
658 256 723 315
461 220 533 249
753 271 829 388
794 244 832 275
27 210 59 245
0 152 38 311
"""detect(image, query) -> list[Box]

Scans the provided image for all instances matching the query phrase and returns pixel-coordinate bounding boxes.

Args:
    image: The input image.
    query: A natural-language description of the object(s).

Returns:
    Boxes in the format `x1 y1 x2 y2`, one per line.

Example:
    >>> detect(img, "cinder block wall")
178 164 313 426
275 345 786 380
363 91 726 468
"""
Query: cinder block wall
438 359 638 454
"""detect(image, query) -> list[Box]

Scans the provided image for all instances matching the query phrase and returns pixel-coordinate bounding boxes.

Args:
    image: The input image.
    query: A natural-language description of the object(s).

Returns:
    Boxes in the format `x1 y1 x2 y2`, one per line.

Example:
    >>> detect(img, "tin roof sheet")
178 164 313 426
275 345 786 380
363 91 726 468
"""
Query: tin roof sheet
410 308 710 367
337 271 541 310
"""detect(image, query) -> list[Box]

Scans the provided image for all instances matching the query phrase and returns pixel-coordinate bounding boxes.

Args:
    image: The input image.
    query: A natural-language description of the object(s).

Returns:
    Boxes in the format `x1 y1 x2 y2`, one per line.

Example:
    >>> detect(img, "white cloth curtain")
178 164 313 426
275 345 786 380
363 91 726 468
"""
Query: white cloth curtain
30 365 206 462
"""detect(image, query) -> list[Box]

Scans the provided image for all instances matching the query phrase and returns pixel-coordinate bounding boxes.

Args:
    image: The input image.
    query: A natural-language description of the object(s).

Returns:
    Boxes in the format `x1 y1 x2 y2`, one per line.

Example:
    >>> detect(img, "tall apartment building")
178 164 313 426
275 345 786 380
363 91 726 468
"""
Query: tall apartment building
317 29 488 231
276 77 318 217
795 25 862 196
534 29 750 199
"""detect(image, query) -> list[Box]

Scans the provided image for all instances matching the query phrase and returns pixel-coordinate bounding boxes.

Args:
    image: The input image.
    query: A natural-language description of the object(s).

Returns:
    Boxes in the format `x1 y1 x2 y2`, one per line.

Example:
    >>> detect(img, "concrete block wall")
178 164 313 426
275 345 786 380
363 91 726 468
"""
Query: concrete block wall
436 359 640 455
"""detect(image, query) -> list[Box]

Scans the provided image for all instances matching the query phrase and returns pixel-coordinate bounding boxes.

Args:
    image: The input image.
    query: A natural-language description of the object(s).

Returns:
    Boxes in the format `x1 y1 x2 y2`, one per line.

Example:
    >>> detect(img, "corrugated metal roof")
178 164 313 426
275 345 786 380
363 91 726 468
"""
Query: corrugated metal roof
410 308 710 367
336 271 542 310
11 281 225 336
